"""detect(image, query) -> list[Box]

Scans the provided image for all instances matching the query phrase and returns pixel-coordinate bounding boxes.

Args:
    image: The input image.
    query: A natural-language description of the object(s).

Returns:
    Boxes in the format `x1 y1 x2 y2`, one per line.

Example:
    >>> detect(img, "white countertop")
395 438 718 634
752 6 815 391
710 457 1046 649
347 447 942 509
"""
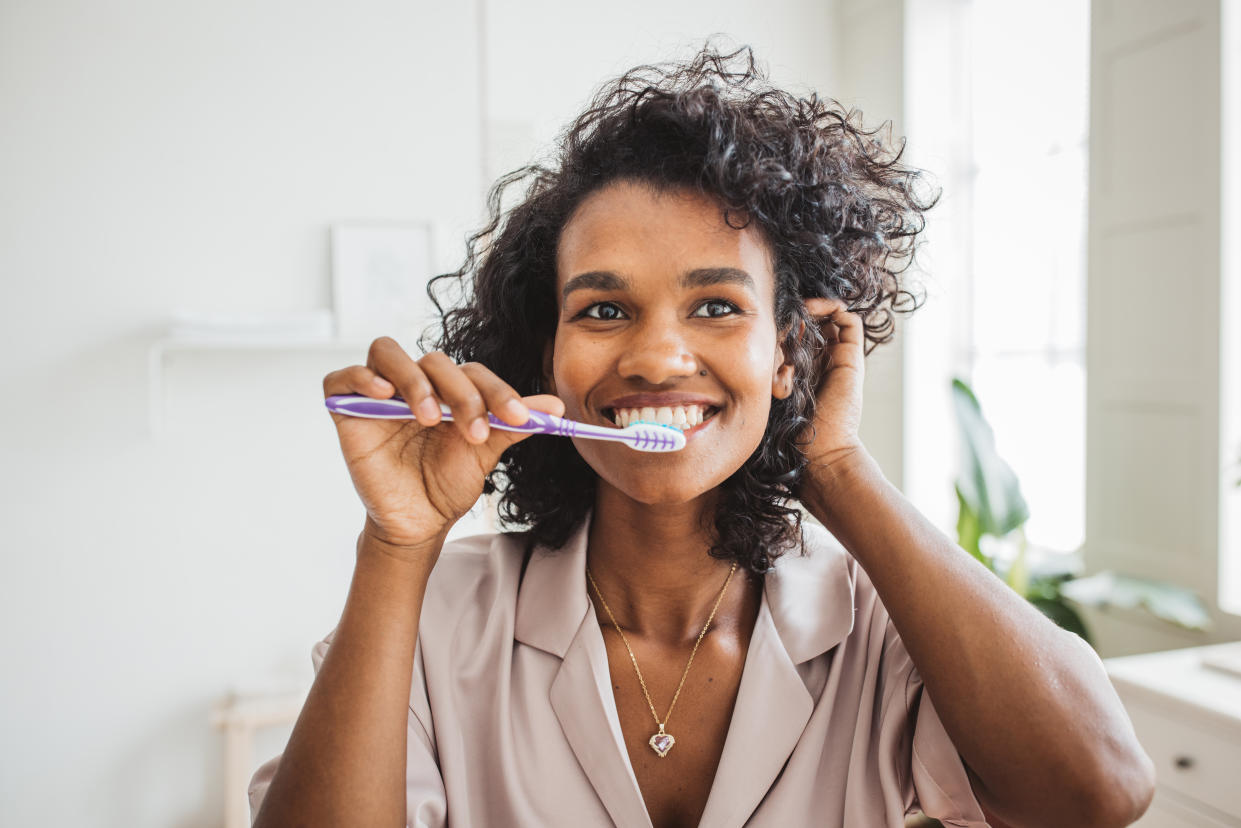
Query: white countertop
1105 641 1241 734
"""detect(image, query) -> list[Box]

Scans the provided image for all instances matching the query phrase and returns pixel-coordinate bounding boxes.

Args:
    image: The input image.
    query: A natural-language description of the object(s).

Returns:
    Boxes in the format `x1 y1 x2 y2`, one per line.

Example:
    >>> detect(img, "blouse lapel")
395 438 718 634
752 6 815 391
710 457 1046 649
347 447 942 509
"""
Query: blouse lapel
514 516 855 828
696 522 857 828
695 596 813 828
550 610 656 828
515 513 653 827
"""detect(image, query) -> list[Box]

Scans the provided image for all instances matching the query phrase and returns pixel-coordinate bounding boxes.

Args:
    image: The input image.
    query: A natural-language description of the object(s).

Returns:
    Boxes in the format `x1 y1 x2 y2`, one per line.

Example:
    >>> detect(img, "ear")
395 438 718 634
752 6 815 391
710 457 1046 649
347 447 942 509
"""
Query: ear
771 321 799 401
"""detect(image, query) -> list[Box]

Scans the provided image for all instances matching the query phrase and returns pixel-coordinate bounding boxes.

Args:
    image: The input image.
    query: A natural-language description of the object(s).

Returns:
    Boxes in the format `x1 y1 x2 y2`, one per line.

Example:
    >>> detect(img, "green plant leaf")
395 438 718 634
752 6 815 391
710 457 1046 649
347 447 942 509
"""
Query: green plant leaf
951 378 1030 537
1029 596 1093 645
955 485 989 569
1004 527 1030 597
1025 575 1069 601
1060 571 1212 631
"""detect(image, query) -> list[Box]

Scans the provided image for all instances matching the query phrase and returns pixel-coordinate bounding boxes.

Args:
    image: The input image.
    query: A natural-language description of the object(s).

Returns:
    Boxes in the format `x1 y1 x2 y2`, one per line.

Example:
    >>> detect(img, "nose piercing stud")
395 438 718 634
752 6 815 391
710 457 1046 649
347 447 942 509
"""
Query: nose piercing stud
699 369 707 376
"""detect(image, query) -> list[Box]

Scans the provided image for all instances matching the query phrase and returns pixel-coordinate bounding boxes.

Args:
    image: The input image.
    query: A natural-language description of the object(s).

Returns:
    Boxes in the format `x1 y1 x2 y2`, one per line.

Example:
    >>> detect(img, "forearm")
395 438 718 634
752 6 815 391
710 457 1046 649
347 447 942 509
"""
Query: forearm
253 529 444 828
800 450 1153 828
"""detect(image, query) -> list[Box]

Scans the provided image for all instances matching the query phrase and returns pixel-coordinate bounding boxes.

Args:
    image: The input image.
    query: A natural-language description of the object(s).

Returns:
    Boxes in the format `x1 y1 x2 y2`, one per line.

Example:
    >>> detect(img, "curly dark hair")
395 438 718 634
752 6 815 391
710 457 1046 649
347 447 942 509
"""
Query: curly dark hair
424 42 937 574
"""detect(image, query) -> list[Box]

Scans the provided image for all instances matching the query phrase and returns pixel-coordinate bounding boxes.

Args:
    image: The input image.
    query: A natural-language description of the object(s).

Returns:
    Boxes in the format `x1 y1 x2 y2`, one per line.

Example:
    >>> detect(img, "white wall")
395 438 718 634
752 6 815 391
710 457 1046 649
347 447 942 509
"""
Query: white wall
1084 0 1241 656
1219 0 1241 617
0 2 838 825
480 2 836 184
828 0 910 490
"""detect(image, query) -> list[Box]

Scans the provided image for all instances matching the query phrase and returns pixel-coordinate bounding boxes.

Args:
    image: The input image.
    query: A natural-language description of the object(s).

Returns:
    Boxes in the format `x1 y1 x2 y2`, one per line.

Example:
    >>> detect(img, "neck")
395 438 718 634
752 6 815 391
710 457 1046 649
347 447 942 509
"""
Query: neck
584 483 761 648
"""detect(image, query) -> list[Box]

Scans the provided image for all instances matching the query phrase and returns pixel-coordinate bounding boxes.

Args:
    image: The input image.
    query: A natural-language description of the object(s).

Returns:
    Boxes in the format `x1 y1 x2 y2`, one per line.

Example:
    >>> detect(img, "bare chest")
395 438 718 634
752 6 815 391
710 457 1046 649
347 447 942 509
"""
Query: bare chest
602 634 750 828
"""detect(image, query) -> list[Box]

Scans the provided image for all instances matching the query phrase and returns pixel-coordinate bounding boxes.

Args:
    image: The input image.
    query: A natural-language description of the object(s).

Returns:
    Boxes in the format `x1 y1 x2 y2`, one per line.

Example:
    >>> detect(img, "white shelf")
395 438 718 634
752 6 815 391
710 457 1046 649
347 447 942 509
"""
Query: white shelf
147 335 374 437
211 688 308 828
155 336 372 351
1107 642 1241 730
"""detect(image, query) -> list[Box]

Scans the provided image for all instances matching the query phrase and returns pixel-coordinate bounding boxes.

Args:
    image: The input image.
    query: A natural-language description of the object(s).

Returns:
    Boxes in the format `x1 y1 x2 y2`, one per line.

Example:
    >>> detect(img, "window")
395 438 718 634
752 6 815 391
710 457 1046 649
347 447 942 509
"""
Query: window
903 0 1090 558
964 0 1091 555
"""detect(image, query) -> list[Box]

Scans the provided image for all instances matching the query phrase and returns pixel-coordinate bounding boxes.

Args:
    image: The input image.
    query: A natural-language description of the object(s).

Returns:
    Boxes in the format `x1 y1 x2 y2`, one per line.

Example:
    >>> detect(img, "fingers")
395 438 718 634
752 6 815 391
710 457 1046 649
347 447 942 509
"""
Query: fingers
461 362 531 427
522 394 566 419
322 364 396 401
364 337 442 425
347 337 539 445
802 297 865 380
416 351 488 443
467 392 570 467
803 297 863 347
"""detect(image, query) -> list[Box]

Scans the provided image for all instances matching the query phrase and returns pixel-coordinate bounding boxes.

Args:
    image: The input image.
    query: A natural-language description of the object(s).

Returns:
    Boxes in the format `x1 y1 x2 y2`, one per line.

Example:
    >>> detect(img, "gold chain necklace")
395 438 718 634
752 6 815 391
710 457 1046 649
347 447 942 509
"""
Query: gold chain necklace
585 560 738 758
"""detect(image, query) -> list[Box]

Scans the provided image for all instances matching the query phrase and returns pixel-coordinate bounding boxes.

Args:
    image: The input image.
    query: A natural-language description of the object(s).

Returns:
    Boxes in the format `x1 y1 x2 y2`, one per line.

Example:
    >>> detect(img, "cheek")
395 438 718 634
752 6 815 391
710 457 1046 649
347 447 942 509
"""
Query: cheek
717 335 780 434
551 332 607 414
723 331 780 388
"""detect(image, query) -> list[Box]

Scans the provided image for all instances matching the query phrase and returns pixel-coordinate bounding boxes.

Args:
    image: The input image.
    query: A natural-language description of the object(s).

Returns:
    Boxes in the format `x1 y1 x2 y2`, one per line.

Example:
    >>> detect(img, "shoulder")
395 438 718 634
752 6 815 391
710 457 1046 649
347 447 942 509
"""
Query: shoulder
760 521 864 664
419 529 527 631
802 523 912 692
778 520 901 656
798 521 885 614
768 519 860 611
307 532 528 692
789 520 854 575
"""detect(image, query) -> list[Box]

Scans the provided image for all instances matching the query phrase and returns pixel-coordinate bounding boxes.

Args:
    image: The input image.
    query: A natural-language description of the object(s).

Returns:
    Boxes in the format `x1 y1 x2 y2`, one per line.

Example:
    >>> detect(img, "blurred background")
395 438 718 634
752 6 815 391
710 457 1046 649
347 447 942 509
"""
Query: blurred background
2 0 1238 825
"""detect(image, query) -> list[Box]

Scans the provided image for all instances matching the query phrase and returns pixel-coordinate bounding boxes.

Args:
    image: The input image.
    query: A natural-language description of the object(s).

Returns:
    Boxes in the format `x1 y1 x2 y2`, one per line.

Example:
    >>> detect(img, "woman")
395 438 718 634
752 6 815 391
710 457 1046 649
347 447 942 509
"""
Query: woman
249 45 1155 827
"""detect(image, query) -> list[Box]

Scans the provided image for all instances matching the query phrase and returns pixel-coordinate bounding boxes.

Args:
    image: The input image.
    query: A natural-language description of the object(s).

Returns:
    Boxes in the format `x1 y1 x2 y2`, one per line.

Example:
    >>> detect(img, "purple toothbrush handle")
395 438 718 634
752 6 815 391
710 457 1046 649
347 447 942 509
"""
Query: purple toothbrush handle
327 397 560 434
324 395 548 431
323 395 683 451
324 395 421 419
325 396 612 436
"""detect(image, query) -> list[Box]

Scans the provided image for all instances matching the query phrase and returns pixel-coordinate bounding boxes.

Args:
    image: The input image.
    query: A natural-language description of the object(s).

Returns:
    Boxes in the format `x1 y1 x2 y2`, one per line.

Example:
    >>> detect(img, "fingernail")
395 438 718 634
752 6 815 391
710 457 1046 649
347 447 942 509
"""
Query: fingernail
417 397 440 421
504 399 530 421
470 418 489 441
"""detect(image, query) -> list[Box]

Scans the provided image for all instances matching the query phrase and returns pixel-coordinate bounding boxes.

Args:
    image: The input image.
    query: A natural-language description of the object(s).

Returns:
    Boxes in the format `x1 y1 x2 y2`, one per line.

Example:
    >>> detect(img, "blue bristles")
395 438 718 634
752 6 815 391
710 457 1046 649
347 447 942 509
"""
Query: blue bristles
628 420 686 432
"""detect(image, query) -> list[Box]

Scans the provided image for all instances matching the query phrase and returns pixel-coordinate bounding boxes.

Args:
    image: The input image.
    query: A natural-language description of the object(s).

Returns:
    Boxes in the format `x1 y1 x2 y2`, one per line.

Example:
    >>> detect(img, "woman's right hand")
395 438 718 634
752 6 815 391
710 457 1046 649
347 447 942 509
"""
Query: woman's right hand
323 337 564 557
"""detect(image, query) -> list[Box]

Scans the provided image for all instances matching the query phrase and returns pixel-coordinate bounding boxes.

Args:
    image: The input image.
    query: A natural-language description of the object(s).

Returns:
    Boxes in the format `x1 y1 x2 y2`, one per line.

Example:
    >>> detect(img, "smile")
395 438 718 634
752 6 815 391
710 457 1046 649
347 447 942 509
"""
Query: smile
603 404 721 431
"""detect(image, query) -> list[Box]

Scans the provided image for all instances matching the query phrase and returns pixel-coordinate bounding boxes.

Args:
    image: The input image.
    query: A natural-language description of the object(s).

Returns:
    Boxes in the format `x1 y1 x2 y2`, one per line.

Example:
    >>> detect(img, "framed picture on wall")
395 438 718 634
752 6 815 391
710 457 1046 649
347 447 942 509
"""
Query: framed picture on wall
331 222 435 343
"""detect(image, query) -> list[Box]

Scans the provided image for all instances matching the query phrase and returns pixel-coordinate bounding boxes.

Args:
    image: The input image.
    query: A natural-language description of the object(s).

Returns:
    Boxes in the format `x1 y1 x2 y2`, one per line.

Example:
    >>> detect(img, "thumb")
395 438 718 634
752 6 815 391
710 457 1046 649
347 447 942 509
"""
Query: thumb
521 394 567 418
476 394 567 461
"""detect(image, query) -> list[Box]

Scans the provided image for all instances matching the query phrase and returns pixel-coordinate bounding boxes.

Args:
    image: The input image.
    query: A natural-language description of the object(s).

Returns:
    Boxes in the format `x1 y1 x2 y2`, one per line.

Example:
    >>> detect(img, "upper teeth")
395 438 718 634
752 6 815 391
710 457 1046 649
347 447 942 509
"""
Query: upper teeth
611 405 713 430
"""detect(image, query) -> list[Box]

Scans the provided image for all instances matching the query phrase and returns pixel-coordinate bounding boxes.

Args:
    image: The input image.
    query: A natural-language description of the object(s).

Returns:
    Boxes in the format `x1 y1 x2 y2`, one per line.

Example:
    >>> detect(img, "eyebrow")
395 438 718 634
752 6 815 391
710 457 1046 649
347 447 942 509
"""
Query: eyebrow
560 267 756 303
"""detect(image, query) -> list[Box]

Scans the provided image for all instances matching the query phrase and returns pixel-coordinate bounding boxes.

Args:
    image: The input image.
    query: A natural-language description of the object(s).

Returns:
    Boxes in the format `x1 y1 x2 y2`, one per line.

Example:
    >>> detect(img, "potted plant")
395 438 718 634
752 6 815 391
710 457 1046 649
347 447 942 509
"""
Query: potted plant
906 381 1214 828
949 377 1210 646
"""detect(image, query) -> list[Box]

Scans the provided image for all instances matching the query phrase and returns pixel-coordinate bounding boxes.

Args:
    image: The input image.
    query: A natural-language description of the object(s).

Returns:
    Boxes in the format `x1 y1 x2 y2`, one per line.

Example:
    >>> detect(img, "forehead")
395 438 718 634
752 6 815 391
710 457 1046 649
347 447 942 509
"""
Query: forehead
555 180 775 298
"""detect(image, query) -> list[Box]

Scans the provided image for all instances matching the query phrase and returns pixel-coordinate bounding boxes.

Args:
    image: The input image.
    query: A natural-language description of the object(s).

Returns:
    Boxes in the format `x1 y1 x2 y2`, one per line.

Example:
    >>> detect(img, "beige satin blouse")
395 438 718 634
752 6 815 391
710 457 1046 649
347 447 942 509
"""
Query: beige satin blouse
249 515 989 826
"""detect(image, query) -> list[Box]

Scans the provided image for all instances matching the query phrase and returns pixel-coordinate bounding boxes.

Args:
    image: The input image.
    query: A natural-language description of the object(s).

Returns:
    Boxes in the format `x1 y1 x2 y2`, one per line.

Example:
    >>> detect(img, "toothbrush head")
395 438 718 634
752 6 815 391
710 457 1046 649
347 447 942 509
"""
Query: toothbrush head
621 420 688 452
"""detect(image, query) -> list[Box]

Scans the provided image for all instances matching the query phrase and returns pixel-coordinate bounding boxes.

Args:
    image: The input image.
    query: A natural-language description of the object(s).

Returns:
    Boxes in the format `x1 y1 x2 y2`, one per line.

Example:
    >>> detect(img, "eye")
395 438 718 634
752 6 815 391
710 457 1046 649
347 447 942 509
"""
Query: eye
579 302 627 321
691 300 740 318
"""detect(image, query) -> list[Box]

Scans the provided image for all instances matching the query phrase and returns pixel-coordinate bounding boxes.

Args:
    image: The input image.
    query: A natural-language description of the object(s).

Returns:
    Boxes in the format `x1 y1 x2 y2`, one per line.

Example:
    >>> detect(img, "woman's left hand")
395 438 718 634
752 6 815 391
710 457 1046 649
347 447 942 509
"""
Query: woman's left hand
797 297 867 474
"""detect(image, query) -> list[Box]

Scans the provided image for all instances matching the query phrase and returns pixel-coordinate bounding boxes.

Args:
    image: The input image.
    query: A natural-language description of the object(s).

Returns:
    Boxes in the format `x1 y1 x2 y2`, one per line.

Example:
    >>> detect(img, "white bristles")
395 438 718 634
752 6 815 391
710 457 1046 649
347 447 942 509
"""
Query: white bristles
622 420 687 452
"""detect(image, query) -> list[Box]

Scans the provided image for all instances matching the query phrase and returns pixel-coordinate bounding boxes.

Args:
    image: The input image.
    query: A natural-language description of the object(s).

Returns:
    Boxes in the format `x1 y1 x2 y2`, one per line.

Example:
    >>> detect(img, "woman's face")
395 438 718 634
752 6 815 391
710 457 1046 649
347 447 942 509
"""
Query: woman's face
548 179 795 505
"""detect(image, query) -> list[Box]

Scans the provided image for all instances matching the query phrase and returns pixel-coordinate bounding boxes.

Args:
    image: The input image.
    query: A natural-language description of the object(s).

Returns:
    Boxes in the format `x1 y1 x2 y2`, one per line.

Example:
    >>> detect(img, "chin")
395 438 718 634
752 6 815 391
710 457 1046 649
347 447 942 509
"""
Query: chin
590 464 731 508
620 486 711 507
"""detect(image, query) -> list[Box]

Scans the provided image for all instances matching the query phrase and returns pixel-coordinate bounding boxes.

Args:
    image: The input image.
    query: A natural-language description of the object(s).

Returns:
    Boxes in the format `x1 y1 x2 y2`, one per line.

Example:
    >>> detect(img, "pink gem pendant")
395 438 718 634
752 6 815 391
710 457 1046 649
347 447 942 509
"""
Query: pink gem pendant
649 724 675 757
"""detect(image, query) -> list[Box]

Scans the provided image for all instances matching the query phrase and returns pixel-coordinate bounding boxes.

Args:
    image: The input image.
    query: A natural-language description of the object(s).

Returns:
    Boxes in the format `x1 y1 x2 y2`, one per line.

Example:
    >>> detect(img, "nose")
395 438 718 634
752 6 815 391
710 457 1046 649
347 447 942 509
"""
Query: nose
615 317 698 384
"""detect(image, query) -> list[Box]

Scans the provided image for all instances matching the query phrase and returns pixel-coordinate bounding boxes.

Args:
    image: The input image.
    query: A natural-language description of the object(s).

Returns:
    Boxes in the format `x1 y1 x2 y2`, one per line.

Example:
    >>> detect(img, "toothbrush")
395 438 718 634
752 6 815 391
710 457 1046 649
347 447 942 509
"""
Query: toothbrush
324 394 686 453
